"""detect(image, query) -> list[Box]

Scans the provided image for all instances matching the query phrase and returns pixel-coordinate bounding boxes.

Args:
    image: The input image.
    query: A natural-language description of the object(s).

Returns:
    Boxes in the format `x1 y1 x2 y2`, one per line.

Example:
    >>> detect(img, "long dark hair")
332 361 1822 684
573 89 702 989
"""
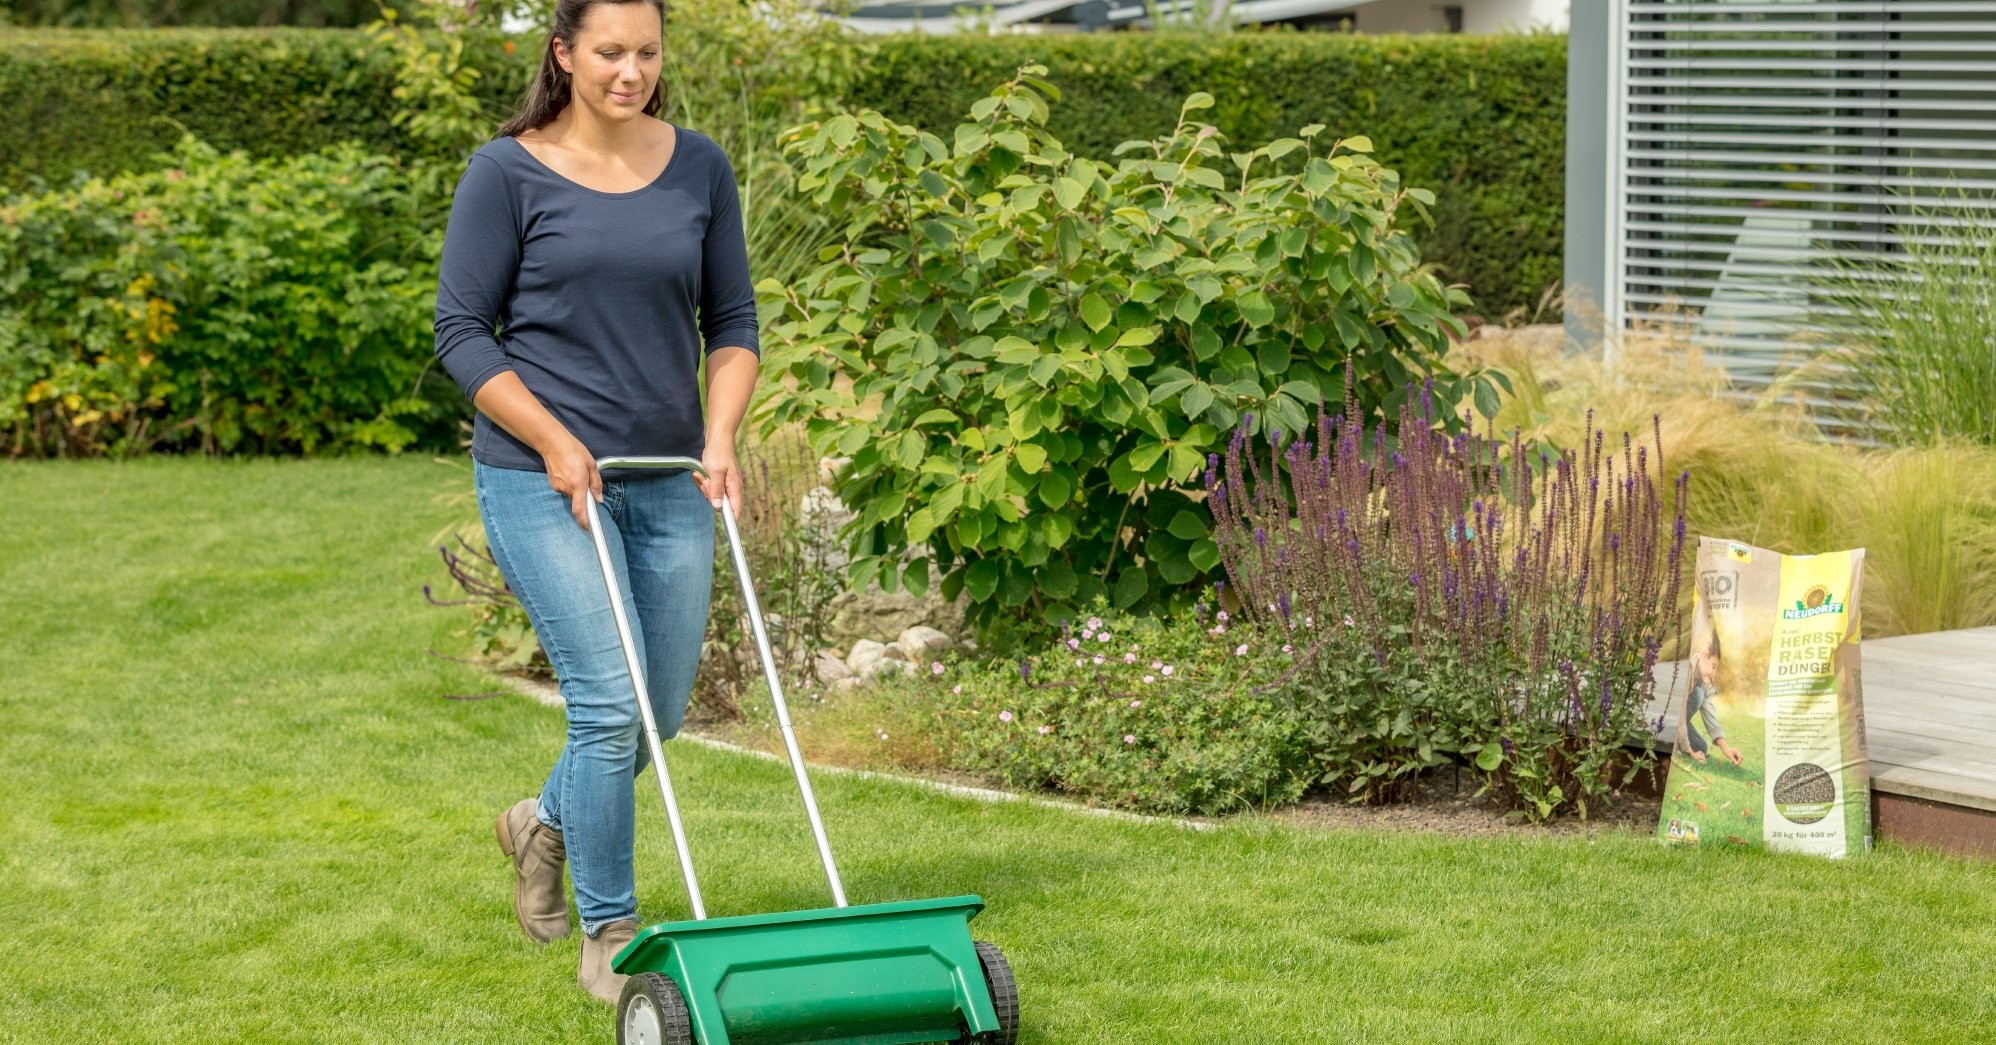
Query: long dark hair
496 0 670 139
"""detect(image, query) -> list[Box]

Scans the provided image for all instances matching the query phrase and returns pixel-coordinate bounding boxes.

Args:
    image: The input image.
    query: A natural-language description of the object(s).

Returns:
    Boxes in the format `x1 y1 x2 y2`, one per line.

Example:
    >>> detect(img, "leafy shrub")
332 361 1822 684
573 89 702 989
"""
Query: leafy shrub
846 31 1568 319
930 604 1312 816
1209 391 1688 819
760 65 1496 629
0 136 453 456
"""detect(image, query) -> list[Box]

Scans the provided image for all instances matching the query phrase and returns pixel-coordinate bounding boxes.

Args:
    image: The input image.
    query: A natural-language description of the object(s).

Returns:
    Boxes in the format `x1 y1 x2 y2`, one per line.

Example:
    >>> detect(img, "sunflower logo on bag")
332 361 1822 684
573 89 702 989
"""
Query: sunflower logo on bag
1783 584 1845 620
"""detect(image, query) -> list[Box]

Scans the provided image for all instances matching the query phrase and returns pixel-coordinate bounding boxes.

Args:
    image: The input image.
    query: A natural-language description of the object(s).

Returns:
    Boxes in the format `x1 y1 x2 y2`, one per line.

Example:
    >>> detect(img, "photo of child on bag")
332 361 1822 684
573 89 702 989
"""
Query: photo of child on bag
1683 629 1743 766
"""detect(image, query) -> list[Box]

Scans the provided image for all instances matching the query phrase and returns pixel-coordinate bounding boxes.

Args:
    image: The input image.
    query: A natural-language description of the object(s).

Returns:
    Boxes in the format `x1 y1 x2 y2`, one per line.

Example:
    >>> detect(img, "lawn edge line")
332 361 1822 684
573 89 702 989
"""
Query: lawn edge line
496 672 1215 833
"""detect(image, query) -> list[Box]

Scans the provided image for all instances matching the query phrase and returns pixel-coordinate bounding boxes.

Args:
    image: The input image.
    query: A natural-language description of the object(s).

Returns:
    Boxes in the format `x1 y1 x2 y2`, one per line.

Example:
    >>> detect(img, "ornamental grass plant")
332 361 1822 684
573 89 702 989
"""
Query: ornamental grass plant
1460 321 1996 637
1811 194 1996 447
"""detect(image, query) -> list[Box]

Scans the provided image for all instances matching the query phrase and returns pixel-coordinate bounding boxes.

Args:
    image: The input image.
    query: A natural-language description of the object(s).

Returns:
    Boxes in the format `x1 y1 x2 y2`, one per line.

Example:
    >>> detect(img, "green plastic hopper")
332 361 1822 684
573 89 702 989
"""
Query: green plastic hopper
583 458 1018 1045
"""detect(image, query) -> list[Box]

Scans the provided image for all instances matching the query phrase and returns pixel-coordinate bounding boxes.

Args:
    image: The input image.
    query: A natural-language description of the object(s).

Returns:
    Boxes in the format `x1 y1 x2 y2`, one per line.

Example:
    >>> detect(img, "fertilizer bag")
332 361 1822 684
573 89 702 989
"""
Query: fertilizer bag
1657 538 1871 857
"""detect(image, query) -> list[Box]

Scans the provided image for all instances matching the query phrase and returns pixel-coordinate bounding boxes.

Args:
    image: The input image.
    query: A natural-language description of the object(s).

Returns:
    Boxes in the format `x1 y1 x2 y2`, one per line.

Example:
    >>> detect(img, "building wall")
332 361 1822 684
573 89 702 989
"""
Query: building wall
1344 0 1566 34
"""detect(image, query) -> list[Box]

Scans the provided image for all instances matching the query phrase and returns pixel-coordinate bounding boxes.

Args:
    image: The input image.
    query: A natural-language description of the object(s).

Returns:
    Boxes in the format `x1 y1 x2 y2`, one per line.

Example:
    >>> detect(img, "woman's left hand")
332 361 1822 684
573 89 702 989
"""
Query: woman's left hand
697 444 742 514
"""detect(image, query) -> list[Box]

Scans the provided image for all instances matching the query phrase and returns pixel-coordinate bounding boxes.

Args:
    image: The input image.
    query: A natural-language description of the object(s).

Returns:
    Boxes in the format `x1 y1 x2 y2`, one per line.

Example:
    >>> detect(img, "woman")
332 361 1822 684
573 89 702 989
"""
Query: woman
431 0 760 1005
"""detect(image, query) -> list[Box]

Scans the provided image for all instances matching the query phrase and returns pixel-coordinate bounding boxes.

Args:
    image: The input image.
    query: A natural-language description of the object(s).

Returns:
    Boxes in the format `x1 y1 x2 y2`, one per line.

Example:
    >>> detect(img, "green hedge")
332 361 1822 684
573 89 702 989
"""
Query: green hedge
0 28 528 194
844 32 1567 319
5 26 1564 317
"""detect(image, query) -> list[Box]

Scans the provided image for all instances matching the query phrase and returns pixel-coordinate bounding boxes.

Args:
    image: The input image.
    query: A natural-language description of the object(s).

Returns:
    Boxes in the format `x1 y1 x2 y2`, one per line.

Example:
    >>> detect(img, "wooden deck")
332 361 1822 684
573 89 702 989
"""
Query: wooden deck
1649 626 1996 856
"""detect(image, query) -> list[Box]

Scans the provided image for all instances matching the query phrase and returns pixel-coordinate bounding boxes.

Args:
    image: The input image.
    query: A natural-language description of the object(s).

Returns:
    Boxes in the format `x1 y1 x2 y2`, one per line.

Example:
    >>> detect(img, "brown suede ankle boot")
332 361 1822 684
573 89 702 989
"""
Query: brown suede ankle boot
494 797 570 943
578 919 639 1005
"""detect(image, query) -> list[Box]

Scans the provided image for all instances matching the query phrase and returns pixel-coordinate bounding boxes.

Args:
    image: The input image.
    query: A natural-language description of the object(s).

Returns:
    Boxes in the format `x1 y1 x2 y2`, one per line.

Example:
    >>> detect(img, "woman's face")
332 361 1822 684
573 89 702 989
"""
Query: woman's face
553 2 663 126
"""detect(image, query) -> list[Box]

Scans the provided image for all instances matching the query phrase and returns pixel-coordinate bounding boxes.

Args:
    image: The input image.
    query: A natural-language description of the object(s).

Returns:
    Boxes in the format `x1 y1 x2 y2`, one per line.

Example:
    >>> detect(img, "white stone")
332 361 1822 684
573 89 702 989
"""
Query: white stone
898 625 952 654
846 639 889 676
813 651 854 682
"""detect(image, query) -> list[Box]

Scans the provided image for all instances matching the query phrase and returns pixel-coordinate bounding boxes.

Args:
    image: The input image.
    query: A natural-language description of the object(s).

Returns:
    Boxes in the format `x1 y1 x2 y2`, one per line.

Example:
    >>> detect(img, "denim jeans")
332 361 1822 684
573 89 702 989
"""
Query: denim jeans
475 460 714 936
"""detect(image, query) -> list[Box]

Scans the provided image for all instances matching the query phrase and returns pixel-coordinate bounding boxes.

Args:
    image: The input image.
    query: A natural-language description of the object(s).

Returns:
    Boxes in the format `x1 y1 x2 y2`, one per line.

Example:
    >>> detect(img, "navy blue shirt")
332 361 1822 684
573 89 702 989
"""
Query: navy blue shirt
433 127 760 476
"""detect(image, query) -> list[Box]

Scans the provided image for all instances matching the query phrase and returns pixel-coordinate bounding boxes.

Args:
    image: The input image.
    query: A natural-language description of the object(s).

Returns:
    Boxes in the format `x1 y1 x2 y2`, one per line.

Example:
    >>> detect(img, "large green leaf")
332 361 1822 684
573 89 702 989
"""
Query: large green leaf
964 559 1000 602
1168 509 1207 540
1038 468 1073 507
1113 567 1148 609
1079 293 1114 333
1036 559 1078 599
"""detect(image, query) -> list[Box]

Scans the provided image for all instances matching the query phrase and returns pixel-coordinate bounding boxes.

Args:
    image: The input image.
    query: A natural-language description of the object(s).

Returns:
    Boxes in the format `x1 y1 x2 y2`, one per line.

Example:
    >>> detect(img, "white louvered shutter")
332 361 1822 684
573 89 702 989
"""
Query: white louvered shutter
1606 0 1996 403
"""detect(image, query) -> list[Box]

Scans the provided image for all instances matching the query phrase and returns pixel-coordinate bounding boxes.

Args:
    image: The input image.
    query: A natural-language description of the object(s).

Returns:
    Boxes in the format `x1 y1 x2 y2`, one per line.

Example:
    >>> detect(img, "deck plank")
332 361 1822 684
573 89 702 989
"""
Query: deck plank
1645 627 1996 815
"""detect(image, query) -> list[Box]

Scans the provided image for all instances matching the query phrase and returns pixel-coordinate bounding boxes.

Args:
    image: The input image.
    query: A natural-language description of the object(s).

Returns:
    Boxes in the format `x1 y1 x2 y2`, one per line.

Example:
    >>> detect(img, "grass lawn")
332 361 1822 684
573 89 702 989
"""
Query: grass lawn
3 458 1992 1044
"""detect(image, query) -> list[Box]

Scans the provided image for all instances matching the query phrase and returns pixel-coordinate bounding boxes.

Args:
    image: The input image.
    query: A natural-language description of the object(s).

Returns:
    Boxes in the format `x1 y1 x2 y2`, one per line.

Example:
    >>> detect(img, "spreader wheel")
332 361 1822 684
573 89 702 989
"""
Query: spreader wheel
957 940 1018 1045
618 972 693 1045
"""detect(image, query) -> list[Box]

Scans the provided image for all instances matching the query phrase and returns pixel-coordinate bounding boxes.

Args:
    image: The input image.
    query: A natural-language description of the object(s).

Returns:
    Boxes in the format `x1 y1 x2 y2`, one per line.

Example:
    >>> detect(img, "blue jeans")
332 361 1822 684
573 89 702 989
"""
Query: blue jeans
475 461 714 936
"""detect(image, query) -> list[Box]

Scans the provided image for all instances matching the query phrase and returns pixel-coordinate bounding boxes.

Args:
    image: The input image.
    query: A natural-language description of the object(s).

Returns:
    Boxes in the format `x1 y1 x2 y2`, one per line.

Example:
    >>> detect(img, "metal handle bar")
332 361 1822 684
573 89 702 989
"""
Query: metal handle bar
581 454 848 921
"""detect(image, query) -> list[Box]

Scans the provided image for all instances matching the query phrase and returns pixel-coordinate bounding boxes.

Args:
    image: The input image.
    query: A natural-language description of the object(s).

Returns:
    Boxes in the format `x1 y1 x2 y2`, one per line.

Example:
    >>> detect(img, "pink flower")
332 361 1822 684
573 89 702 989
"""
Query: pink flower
1087 616 1103 630
1038 725 1052 735
1143 674 1156 684
998 710 1013 723
1129 700 1142 708
1092 654 1105 665
1097 631 1112 643
1150 660 1163 670
1081 627 1095 640
1123 734 1136 745
1123 652 1137 664
952 684 962 695
1282 644 1293 654
1067 638 1081 651
1343 615 1356 628
931 662 945 675
1160 665 1174 677
1074 657 1083 667
1210 624 1227 635
1216 610 1229 622
1234 643 1248 657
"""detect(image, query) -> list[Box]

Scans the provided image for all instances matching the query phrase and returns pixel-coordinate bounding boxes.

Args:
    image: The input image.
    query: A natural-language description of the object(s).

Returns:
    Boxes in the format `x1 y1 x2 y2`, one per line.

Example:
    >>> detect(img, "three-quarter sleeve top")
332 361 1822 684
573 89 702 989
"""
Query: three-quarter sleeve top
432 126 760 474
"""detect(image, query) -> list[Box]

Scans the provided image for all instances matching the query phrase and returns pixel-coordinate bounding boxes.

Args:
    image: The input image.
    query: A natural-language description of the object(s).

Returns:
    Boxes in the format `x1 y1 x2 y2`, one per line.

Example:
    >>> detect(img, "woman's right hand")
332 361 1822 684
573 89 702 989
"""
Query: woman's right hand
542 436 604 531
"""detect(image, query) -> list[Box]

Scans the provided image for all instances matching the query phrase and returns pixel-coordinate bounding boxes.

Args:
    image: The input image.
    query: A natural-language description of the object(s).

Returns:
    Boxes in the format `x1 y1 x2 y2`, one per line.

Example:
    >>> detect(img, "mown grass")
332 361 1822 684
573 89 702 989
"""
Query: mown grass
2 458 1993 1044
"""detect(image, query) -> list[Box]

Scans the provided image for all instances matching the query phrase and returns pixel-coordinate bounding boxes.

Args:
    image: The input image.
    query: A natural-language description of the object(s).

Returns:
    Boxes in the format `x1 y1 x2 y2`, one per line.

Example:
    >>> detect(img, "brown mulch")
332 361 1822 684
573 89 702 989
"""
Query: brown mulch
1265 768 1664 839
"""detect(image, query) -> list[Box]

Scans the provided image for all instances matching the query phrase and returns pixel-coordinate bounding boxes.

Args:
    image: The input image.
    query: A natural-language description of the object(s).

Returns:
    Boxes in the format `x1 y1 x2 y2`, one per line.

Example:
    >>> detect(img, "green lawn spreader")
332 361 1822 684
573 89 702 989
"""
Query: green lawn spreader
583 457 1019 1045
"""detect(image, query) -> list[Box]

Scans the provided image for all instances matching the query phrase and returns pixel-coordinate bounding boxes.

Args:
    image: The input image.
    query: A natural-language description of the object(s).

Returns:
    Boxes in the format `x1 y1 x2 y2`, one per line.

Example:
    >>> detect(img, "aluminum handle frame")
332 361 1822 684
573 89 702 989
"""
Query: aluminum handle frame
583 455 848 920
